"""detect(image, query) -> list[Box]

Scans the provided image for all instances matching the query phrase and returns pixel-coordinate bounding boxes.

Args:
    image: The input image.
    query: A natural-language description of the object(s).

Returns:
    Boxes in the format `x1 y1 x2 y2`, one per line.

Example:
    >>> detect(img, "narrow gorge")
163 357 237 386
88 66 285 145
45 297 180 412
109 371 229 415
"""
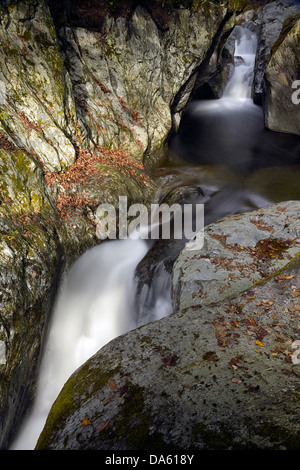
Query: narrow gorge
0 0 300 452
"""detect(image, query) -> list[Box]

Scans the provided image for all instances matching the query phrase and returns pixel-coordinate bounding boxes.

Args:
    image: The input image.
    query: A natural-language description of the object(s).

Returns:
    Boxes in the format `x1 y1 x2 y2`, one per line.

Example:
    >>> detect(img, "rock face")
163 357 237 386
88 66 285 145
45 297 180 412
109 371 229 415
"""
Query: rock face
56 5 230 156
0 0 77 172
0 147 73 448
264 14 300 135
36 201 300 450
252 0 299 105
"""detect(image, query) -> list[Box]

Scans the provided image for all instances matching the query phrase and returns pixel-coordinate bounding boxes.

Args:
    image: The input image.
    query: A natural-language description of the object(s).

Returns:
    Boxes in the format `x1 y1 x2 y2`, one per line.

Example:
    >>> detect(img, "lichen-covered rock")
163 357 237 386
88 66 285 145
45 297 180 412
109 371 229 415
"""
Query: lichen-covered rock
0 146 73 448
35 201 300 450
252 0 299 104
173 201 300 311
264 15 300 135
0 0 77 171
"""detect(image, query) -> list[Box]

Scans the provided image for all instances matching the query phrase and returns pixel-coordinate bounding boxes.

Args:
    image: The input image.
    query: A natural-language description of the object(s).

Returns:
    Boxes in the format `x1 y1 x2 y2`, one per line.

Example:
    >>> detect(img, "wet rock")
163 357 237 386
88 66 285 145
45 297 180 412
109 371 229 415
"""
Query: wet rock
252 0 299 105
264 15 300 135
35 201 300 450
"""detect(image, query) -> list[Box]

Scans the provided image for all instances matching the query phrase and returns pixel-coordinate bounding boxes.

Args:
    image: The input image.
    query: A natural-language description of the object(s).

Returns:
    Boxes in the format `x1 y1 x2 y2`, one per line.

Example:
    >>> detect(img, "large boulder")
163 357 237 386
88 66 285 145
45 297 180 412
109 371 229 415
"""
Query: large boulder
36 201 300 450
173 200 300 311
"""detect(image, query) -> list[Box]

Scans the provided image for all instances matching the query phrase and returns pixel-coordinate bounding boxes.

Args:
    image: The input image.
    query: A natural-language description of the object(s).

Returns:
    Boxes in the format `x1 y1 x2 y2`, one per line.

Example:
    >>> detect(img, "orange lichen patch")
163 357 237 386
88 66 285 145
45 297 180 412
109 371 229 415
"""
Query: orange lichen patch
92 74 111 94
131 109 142 126
17 33 28 57
117 96 129 110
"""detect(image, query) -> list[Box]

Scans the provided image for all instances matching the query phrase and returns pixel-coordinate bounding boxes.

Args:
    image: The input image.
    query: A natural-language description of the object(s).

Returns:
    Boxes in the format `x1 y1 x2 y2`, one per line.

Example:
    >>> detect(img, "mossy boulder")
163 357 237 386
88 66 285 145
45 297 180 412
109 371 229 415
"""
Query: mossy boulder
36 201 300 450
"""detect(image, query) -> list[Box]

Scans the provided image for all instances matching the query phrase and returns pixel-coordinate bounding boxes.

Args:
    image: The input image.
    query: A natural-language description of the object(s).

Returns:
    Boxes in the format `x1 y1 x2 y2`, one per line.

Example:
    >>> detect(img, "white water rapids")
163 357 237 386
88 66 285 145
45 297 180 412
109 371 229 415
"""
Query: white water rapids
11 25 260 450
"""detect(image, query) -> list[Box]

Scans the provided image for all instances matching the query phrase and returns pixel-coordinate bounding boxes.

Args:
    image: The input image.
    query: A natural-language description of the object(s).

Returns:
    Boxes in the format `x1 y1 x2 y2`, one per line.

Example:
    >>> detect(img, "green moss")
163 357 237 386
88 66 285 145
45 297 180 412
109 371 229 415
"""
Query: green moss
141 335 152 344
256 421 300 450
100 382 179 450
192 422 233 449
35 362 121 449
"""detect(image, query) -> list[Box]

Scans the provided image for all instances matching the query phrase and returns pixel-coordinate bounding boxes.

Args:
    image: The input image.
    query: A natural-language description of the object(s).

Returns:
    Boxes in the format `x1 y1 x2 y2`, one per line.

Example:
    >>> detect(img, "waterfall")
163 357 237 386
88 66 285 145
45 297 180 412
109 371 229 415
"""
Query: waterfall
11 237 149 450
223 25 258 100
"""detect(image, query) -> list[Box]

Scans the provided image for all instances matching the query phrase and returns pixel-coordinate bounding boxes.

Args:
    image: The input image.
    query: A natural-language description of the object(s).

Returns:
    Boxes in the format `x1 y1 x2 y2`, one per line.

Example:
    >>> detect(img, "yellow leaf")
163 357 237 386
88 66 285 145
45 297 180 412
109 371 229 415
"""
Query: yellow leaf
80 416 91 426
255 340 264 347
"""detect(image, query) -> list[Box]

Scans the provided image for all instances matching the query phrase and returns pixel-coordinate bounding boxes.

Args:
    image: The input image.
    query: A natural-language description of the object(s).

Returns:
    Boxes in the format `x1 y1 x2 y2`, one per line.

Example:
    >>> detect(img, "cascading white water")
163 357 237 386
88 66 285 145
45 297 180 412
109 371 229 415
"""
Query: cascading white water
11 236 149 450
223 25 258 100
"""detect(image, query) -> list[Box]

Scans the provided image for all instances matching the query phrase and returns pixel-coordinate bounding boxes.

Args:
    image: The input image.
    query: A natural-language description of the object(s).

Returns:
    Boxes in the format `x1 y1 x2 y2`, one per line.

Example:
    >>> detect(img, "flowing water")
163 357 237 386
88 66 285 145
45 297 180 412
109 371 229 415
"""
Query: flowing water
11 25 300 449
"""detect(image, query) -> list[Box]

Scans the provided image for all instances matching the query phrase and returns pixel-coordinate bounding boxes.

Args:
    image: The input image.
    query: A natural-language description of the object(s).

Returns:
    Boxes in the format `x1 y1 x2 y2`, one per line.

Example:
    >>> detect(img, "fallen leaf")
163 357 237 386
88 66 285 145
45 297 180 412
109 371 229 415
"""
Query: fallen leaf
80 416 91 426
255 340 264 347
102 391 115 405
203 351 218 362
162 355 180 366
98 421 109 432
246 316 257 326
231 378 242 384
248 385 260 393
108 378 118 390
294 305 300 311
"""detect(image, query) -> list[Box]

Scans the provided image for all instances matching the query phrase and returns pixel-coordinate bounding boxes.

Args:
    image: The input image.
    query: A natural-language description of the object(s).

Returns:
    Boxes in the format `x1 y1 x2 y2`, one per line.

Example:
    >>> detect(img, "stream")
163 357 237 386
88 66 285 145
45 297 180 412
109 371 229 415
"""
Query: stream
11 24 300 450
